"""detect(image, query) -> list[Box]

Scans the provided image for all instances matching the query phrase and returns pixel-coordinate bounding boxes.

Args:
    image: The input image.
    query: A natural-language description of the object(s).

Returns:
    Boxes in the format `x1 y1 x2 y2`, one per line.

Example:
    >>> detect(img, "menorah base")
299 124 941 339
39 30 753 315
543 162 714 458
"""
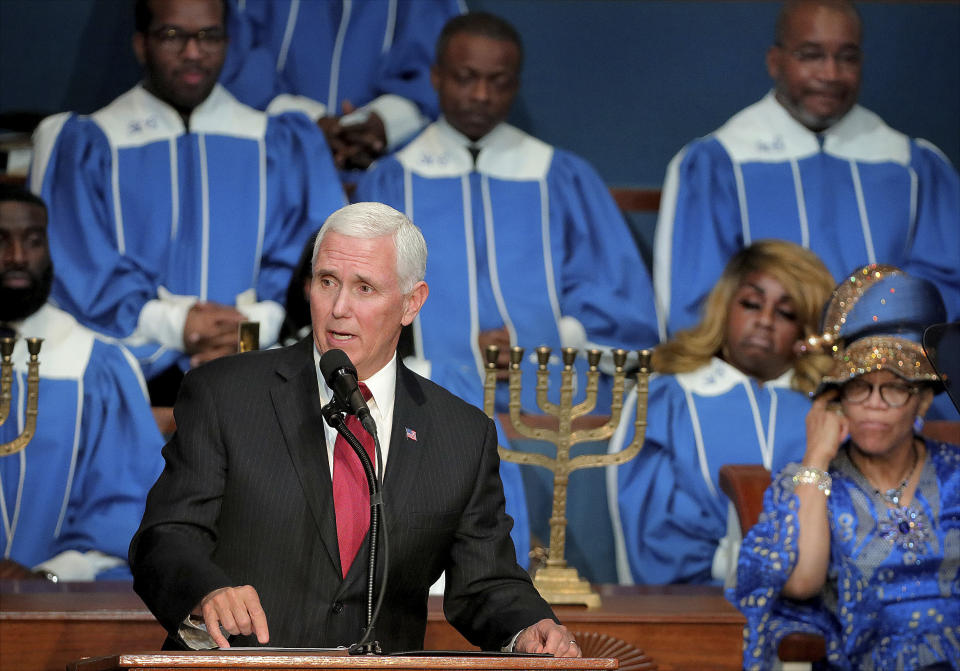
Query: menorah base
532 566 601 609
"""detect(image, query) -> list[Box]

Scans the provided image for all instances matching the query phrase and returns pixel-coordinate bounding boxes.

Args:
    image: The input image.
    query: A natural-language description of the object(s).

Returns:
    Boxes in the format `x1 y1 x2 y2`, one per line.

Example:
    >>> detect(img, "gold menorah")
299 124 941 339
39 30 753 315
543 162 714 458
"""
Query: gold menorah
483 345 651 608
0 337 42 457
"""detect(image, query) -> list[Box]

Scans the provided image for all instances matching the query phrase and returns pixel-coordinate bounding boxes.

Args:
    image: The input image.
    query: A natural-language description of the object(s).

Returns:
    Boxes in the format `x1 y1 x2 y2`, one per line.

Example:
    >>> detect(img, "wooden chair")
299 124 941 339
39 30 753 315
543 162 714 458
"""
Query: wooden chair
718 465 827 665
921 420 960 445
718 464 770 534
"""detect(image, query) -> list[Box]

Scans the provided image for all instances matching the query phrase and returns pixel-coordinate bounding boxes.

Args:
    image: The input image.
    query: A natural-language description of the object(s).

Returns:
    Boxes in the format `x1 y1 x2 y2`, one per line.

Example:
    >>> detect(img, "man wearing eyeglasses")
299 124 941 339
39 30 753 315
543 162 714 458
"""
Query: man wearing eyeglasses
652 0 959 345
29 0 346 404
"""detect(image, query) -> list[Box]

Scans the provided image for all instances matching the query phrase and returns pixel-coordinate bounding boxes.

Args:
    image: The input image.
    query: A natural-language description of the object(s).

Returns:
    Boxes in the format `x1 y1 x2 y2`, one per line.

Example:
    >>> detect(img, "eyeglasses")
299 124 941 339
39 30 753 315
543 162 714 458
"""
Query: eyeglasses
149 27 226 53
840 379 920 407
780 45 862 70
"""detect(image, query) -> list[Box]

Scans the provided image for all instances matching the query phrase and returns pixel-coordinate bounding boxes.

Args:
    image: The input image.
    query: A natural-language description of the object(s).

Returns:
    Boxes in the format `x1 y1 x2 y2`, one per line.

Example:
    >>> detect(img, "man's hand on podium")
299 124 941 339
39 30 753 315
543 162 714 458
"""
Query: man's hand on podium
196 585 270 648
515 619 581 658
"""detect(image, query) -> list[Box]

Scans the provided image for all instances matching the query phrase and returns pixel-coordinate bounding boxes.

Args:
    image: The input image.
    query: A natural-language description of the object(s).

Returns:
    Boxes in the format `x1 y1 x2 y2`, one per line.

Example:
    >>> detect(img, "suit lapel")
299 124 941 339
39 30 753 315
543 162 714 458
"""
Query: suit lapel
382 363 431 519
270 338 341 574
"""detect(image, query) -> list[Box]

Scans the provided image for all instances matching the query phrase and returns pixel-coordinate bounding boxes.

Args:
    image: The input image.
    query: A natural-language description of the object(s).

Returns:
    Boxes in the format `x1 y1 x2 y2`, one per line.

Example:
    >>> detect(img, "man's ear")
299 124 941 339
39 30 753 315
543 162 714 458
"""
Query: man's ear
133 32 146 66
401 281 429 326
430 64 441 92
765 45 782 81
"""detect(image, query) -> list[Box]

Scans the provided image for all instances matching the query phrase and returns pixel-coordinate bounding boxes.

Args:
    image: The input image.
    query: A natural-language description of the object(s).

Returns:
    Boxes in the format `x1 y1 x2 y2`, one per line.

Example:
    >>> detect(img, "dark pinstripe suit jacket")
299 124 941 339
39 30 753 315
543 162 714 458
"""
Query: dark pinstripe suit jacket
130 337 553 651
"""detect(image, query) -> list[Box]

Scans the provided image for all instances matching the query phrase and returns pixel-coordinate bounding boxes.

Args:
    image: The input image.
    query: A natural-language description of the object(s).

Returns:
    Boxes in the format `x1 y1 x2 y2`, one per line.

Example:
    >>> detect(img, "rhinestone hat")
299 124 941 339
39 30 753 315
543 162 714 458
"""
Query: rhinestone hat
810 265 946 392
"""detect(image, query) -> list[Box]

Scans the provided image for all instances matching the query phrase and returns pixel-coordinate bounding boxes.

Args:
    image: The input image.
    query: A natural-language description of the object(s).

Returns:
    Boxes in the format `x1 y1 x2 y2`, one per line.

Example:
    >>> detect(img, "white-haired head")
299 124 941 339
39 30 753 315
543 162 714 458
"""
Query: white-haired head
312 202 427 294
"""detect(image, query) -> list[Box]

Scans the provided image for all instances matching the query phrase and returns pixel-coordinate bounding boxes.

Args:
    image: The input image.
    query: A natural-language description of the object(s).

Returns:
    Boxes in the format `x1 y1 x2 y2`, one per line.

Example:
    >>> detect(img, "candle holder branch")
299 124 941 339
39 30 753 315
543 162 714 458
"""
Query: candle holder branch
1 337 43 457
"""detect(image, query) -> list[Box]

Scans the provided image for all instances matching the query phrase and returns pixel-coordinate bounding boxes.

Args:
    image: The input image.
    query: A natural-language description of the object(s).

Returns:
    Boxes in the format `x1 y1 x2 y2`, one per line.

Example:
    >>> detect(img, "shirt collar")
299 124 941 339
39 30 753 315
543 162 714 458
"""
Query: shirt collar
312 344 398 414
134 82 236 133
435 115 506 152
676 356 796 395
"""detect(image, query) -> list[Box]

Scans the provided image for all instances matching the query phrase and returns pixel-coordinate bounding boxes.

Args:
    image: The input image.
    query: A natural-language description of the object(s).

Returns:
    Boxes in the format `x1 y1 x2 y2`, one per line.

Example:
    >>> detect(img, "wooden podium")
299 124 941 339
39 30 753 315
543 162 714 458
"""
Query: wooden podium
68 651 617 671
2 581 739 671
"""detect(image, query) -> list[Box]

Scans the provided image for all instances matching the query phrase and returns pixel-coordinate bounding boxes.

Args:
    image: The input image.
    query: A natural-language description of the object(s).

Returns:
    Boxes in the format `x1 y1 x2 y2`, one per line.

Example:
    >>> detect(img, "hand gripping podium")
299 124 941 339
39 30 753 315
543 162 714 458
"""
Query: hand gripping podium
67 651 620 671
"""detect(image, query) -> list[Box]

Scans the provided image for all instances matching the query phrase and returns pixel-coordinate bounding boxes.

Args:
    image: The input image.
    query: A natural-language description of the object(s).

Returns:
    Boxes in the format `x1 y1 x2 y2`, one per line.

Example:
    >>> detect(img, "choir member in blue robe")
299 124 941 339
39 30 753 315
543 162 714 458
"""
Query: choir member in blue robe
29 0 345 390
221 0 464 169
608 241 835 585
0 185 164 582
356 12 659 417
653 0 959 342
730 265 958 670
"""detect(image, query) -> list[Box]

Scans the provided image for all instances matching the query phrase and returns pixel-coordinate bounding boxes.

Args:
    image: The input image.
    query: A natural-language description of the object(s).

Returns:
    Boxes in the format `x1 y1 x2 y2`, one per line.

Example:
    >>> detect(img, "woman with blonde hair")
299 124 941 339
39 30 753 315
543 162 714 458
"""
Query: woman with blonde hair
608 239 835 585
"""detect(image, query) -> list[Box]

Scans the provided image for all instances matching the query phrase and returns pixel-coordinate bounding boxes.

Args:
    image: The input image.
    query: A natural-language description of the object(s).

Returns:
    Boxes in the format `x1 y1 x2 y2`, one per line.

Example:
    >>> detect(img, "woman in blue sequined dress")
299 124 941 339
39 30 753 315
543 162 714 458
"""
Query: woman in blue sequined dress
730 265 959 671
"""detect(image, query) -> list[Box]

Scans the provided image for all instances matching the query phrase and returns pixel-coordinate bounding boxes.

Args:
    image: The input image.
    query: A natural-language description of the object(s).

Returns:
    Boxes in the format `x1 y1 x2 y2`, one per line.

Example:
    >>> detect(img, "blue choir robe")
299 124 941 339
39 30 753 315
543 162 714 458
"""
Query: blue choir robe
220 0 464 149
730 440 960 670
0 305 165 580
485 417 531 569
356 118 660 417
607 358 811 585
29 84 346 379
654 92 960 340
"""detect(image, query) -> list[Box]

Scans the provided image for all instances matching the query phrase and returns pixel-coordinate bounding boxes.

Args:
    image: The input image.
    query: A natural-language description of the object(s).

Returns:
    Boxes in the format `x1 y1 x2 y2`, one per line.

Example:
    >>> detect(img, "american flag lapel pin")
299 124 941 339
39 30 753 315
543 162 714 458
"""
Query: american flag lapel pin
405 427 417 441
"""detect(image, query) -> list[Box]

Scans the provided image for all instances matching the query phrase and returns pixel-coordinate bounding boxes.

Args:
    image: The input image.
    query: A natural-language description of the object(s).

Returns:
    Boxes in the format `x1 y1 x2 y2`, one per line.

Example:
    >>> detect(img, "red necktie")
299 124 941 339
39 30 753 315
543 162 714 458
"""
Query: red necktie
332 382 375 577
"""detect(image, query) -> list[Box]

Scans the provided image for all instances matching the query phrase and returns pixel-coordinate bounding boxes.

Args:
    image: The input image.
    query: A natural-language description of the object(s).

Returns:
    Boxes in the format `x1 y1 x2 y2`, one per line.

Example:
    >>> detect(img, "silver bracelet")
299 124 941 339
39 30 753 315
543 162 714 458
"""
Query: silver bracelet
792 466 832 497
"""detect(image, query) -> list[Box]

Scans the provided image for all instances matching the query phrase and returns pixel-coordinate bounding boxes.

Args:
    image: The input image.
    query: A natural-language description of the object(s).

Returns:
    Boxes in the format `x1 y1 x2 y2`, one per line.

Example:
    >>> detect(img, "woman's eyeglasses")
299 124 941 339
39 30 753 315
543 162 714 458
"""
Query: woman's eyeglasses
840 379 919 407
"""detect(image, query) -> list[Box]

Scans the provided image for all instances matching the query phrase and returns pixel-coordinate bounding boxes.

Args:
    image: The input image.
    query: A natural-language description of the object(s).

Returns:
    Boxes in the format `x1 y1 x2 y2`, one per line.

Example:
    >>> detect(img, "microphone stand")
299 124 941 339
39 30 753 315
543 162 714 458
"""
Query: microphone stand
321 400 387 655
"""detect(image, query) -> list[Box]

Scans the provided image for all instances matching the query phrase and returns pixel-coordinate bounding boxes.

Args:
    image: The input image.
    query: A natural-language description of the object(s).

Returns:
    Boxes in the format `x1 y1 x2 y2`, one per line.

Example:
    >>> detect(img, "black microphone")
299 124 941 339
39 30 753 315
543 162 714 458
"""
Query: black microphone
318 348 387 654
319 349 376 436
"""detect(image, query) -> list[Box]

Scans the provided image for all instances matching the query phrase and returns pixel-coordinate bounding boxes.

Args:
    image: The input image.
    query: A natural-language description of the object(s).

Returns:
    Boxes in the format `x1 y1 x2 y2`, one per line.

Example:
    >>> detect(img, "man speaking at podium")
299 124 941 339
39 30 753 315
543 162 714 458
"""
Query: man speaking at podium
130 202 578 656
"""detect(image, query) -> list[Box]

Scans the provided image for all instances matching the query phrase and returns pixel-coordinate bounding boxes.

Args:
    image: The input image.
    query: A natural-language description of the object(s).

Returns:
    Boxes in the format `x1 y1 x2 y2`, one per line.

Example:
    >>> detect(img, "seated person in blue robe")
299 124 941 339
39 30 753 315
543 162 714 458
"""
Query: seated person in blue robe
29 0 346 404
608 240 835 585
0 184 165 582
653 0 959 353
356 12 660 417
730 265 959 670
220 0 463 170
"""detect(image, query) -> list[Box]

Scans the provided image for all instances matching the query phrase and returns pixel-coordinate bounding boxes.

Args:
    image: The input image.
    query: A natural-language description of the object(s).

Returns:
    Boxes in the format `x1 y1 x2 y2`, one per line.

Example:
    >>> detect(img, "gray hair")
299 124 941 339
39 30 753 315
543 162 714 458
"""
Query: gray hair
312 202 427 294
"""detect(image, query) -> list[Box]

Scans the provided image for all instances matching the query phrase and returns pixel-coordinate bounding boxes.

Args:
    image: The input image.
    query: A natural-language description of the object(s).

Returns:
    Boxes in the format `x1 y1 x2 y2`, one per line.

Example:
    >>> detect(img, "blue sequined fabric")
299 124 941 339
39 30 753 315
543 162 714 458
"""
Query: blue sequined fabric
877 505 929 560
728 439 960 670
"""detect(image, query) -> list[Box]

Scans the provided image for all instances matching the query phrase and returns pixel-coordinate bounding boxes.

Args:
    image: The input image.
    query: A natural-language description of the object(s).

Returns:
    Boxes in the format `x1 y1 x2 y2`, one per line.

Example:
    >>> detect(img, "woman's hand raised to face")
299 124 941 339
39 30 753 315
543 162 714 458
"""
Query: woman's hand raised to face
804 388 849 470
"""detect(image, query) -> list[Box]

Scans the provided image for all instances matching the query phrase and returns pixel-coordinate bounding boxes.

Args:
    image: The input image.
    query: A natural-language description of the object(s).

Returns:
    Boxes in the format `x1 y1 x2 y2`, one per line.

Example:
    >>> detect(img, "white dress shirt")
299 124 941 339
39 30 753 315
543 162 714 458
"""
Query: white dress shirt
313 345 398 477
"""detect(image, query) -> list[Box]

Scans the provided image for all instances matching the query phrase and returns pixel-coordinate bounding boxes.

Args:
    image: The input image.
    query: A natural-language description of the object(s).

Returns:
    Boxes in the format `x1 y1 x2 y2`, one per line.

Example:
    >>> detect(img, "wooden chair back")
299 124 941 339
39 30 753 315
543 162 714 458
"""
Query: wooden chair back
718 464 770 534
719 464 826 665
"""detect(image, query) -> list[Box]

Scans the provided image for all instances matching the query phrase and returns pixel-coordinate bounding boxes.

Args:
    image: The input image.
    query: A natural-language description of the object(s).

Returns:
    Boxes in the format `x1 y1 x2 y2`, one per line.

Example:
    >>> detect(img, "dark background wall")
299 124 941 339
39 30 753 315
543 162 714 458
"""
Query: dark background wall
2 1 958 188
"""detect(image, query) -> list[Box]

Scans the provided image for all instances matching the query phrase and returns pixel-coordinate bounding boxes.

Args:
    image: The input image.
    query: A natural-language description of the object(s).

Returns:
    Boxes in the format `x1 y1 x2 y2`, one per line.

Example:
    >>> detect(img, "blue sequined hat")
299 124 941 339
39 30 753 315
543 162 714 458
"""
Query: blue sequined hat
814 264 946 390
